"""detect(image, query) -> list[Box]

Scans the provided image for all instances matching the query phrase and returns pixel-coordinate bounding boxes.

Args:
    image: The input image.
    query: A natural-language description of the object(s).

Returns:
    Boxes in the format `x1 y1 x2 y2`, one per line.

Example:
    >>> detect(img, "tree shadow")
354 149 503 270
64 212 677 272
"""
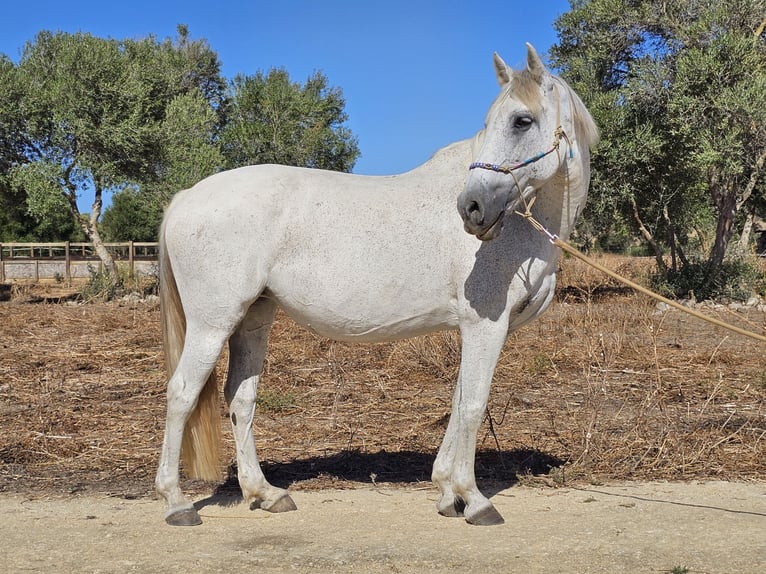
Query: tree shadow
196 448 564 510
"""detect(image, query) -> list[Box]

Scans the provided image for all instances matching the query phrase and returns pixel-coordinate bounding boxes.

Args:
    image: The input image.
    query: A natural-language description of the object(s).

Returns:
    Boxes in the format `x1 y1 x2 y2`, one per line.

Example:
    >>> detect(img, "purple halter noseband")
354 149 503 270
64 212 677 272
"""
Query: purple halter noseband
468 126 572 175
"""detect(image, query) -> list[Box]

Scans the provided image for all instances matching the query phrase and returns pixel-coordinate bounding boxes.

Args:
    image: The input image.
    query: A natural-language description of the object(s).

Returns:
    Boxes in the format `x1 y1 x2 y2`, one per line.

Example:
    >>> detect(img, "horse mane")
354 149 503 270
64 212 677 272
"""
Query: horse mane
554 76 599 149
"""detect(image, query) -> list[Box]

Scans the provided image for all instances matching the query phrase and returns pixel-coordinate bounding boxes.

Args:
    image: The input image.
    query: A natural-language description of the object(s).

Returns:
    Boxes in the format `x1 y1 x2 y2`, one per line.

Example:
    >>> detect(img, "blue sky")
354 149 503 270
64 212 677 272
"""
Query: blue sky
1 0 572 207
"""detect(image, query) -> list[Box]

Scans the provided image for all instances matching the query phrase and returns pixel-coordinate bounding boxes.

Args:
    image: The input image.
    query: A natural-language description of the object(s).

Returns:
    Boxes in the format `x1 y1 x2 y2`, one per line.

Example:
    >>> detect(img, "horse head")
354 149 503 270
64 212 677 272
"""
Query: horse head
457 44 595 241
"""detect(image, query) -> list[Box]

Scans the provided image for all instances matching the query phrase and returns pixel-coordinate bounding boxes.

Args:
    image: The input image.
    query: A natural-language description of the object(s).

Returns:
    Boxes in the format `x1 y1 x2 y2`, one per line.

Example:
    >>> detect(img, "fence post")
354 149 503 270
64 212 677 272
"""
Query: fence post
0 243 4 283
128 240 134 276
65 241 71 283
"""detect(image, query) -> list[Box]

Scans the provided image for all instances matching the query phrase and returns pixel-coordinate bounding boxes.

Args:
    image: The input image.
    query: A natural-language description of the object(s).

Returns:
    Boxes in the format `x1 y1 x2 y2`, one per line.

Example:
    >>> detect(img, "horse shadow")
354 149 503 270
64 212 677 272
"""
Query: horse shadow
194 448 564 511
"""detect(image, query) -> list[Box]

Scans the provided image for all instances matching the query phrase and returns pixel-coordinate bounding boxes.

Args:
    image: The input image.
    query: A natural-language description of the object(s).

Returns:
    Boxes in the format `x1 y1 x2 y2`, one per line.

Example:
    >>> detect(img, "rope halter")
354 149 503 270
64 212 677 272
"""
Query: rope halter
466 83 574 223
468 125 572 175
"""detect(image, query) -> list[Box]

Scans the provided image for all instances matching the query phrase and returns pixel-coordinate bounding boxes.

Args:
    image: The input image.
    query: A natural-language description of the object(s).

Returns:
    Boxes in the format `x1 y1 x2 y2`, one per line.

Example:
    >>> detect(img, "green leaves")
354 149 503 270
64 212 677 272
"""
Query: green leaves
157 89 224 199
220 69 360 172
17 30 213 190
1 26 360 243
552 0 766 271
10 161 67 219
7 161 80 240
100 186 163 242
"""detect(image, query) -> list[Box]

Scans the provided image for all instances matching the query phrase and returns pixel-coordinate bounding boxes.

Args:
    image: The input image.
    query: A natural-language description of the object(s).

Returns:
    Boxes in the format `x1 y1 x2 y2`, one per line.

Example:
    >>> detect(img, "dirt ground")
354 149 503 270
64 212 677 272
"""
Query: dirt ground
1 256 765 572
1 481 764 573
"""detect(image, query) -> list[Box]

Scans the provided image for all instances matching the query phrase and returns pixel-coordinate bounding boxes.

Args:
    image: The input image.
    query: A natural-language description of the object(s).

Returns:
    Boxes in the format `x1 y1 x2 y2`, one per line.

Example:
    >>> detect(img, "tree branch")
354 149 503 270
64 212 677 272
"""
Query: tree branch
662 203 688 271
631 195 667 273
735 147 766 212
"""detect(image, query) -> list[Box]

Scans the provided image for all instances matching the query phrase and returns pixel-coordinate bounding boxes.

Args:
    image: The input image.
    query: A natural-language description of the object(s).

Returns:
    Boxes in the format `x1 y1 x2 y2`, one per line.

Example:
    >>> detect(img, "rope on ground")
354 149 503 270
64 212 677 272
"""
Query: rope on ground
515 204 766 344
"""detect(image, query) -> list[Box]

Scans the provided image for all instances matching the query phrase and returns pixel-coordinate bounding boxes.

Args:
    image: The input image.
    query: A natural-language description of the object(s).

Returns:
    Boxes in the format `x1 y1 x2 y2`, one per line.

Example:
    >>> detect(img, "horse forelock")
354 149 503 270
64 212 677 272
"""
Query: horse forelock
508 69 544 116
480 70 542 135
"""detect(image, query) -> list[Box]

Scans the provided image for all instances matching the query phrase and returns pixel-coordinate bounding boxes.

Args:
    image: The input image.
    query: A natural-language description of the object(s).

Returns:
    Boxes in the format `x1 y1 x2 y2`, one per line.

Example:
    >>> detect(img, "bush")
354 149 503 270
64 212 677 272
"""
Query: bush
79 265 158 302
651 256 765 302
79 266 120 302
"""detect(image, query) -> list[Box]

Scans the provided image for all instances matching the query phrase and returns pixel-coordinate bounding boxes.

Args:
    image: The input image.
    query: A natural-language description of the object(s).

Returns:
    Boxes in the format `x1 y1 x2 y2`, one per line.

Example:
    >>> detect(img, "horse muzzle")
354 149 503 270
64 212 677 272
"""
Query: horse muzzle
457 180 512 241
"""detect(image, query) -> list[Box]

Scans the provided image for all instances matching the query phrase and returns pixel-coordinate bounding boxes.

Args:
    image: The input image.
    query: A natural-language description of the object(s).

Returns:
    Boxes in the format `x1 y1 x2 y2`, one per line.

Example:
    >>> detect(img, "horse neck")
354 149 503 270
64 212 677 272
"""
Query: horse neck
415 137 475 174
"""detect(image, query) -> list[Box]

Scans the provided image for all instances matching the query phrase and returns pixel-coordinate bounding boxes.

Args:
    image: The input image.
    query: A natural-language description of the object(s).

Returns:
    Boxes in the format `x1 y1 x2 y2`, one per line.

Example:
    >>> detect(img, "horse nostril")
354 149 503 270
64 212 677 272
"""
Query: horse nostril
467 200 484 226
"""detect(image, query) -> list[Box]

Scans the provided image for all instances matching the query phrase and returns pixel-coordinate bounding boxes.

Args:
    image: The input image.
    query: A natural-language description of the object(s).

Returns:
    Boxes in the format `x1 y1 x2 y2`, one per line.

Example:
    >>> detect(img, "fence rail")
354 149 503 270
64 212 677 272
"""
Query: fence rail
0 242 159 282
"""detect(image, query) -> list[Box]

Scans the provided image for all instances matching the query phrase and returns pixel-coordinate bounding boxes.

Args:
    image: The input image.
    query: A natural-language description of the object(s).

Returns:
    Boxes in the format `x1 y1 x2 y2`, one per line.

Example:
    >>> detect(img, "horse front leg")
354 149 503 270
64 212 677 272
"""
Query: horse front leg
224 299 297 514
432 320 507 526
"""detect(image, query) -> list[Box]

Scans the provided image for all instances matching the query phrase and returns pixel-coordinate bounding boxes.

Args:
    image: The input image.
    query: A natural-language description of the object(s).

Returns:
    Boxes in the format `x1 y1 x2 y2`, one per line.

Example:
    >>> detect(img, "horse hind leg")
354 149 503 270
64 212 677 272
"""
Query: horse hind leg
156 322 231 526
224 297 297 514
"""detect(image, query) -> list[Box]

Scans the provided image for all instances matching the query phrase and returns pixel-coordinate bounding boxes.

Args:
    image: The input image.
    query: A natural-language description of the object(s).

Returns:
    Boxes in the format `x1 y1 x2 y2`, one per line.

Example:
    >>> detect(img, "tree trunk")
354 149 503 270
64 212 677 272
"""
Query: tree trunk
87 217 117 276
63 169 117 276
709 185 737 268
735 148 766 255
738 207 754 254
661 204 688 272
630 196 667 273
87 180 117 276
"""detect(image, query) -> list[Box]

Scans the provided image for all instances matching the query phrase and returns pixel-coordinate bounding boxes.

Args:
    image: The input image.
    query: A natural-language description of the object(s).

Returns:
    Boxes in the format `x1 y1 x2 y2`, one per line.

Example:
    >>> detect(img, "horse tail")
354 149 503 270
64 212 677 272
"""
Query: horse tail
159 216 222 482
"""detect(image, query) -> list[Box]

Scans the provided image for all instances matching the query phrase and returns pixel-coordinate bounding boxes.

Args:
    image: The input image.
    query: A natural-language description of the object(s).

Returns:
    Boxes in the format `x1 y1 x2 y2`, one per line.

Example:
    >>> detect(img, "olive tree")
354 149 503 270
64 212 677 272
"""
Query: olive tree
220 68 360 172
551 0 766 276
9 27 226 271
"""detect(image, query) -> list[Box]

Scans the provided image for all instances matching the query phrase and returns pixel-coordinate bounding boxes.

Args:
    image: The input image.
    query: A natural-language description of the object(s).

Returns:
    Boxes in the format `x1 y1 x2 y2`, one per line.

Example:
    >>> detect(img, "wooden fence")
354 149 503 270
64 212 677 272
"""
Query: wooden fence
0 242 159 282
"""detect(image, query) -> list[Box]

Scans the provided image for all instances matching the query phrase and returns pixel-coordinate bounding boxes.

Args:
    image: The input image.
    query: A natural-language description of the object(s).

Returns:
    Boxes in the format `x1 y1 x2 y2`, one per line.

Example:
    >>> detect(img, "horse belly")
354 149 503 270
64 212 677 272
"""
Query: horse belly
267 268 458 343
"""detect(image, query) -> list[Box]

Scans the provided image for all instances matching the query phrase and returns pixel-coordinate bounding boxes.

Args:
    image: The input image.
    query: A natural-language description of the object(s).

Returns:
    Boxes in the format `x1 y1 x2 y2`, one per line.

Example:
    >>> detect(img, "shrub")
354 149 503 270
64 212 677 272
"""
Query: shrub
79 265 158 302
80 265 121 302
651 256 765 302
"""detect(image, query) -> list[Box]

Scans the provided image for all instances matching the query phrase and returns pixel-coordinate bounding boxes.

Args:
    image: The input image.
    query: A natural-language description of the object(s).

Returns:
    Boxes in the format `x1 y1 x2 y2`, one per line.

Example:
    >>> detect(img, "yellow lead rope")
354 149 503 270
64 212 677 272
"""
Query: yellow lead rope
514 199 766 344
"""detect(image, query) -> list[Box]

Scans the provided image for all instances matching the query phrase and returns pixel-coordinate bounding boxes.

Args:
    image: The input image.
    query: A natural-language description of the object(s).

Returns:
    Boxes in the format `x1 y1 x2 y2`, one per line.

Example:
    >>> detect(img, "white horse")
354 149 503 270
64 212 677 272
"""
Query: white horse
155 44 598 526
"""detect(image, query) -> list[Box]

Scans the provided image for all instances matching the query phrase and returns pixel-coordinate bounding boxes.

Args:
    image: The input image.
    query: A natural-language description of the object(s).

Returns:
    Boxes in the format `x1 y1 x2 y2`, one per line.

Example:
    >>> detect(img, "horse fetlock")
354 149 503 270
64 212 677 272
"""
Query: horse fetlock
437 494 466 518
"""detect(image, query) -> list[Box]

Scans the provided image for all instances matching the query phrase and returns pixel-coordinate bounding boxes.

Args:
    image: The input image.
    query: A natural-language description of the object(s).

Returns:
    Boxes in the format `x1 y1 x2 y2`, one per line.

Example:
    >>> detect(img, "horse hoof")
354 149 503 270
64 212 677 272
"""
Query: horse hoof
262 494 297 513
165 507 203 526
466 505 505 526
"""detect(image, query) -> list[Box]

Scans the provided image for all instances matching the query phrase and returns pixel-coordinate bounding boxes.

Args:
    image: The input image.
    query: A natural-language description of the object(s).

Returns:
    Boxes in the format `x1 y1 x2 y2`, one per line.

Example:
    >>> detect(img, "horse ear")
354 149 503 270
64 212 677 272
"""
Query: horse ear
493 52 512 86
525 43 546 84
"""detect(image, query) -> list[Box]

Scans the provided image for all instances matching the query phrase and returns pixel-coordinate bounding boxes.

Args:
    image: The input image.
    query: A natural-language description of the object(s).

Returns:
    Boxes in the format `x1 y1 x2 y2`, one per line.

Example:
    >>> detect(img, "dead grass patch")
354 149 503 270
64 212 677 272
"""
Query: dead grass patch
0 254 763 497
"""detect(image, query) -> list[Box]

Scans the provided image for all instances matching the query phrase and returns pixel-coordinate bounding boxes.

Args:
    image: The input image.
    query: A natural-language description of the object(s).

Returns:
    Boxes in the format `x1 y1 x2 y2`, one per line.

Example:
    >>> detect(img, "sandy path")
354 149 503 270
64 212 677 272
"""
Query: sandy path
1 481 764 573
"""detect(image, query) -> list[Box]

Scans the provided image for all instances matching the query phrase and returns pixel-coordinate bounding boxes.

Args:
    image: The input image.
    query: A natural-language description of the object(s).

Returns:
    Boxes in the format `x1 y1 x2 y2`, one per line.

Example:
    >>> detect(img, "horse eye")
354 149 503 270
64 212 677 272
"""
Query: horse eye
513 115 534 131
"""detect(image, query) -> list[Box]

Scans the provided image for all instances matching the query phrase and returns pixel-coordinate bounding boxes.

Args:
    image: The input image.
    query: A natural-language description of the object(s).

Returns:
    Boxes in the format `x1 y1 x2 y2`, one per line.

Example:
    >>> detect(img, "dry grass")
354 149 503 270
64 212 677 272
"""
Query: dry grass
0 254 764 499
